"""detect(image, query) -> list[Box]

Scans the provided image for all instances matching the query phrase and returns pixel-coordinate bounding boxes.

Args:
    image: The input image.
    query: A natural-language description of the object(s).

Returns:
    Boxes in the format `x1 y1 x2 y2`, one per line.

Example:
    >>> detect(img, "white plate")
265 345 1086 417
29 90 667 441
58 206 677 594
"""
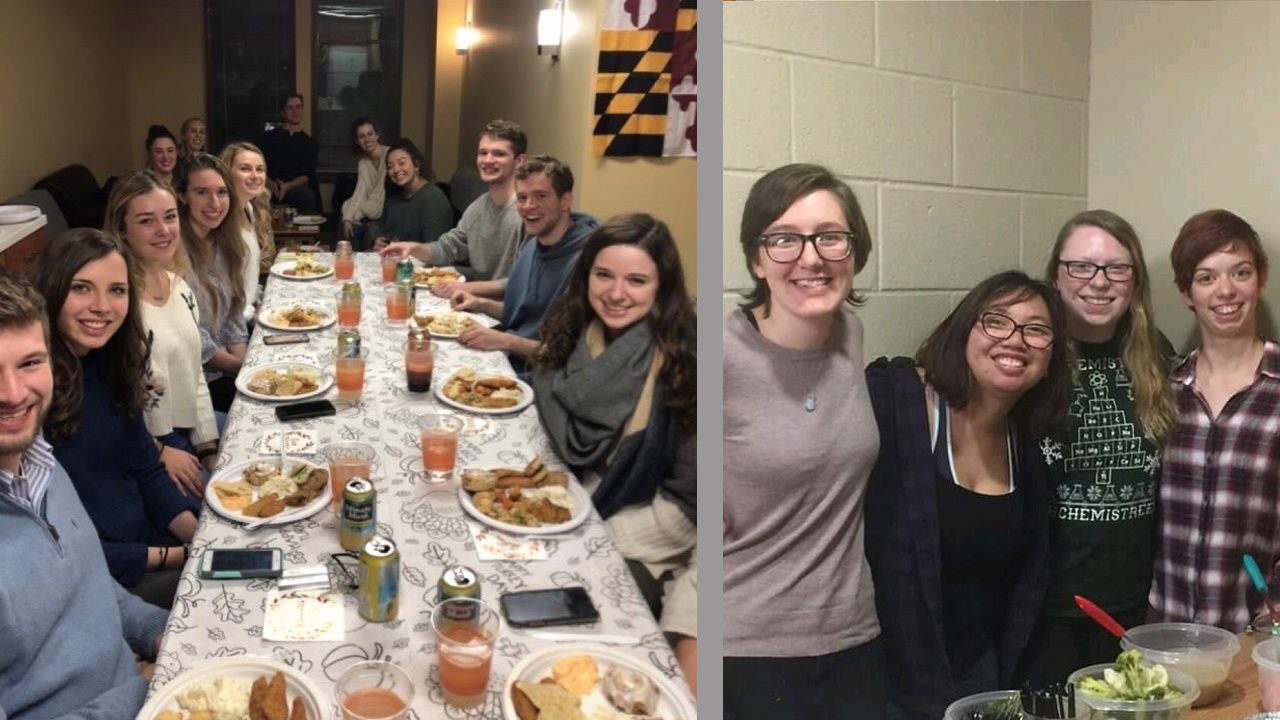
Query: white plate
205 458 332 527
412 265 463 289
410 311 492 339
235 362 333 402
434 373 534 415
257 302 336 332
270 261 334 281
292 215 325 225
0 205 40 224
503 644 696 720
139 656 328 720
457 470 591 536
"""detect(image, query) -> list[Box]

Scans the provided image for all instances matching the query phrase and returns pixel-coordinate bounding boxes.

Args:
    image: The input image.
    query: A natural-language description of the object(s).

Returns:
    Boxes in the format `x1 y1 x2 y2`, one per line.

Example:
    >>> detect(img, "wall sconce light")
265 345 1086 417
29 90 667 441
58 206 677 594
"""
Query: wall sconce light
537 1 564 60
455 22 473 55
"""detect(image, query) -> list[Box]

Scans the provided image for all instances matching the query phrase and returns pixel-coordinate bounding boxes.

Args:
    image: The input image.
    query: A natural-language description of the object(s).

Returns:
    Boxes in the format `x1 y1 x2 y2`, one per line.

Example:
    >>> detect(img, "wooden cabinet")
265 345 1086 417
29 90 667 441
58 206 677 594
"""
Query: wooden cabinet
1 226 45 277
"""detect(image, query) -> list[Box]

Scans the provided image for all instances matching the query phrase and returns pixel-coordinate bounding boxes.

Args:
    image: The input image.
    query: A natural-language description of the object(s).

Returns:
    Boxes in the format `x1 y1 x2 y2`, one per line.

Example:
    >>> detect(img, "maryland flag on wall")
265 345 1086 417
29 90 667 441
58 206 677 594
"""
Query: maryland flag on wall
592 0 697 157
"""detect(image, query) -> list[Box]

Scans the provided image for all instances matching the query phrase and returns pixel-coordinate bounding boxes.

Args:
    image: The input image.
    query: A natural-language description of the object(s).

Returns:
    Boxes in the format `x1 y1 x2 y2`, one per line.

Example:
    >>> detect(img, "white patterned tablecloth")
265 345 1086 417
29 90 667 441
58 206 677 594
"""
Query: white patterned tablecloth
147 253 691 718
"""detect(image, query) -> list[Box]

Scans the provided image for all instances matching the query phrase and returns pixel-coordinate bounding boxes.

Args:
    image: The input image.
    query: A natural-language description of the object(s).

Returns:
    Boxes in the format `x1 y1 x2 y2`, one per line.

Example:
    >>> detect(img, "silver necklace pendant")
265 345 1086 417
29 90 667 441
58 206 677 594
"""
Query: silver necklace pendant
804 393 817 412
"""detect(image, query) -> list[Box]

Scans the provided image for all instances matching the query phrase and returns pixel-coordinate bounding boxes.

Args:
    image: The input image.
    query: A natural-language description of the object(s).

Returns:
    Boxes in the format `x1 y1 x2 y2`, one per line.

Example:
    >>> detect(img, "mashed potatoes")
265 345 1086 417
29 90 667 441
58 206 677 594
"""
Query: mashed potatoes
257 474 298 501
176 677 251 720
523 485 575 511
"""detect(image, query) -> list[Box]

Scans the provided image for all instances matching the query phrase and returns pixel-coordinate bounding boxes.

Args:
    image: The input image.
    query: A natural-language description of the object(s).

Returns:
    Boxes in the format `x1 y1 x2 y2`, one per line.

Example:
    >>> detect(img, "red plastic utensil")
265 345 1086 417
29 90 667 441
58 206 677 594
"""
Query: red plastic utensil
1074 594 1130 642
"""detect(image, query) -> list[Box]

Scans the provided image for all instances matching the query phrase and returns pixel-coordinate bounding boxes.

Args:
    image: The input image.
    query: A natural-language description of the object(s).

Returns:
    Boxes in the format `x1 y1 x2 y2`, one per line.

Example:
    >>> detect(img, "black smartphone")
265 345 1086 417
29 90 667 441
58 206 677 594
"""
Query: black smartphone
197 548 284 579
499 587 600 628
275 399 336 422
264 333 309 346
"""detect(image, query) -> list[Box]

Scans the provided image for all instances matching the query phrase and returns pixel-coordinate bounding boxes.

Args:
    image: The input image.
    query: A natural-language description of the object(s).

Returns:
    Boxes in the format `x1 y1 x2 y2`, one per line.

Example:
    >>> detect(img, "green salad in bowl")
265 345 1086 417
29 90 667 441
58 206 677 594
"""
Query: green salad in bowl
1069 650 1199 720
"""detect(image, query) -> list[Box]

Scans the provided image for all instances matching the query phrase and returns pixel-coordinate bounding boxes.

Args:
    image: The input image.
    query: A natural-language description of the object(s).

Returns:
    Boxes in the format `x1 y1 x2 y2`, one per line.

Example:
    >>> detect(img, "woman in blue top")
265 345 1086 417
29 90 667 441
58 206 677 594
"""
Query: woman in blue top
864 271 1072 719
35 228 199 609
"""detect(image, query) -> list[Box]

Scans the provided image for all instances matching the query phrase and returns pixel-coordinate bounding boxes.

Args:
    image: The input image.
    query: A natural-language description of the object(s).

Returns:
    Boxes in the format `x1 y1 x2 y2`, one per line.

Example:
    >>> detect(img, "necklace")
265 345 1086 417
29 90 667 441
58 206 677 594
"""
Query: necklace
804 351 833 412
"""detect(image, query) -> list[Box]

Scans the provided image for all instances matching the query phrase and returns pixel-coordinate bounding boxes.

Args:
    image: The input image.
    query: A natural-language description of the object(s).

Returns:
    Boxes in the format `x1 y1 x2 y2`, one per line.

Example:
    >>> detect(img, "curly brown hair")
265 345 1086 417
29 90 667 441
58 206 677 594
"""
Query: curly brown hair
533 214 695 424
35 229 150 443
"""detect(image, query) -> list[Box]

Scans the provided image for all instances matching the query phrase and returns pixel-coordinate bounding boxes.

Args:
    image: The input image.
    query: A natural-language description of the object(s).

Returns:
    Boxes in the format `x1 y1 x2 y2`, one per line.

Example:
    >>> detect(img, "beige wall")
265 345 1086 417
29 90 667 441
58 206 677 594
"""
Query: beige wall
0 0 133 199
125 0 205 169
1089 1 1280 350
725 1 1091 362
432 0 467 181
452 0 698 291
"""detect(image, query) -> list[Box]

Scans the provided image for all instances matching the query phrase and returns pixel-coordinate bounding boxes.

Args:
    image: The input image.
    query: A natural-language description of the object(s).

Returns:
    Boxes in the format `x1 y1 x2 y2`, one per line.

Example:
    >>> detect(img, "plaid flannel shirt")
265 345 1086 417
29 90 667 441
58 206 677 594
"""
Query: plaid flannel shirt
865 358 1050 720
1150 341 1280 631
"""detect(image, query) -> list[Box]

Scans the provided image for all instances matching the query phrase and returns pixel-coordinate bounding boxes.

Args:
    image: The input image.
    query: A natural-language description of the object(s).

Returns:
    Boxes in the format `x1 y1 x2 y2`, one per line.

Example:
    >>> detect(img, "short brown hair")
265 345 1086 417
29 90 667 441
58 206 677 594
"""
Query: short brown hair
738 163 872 309
916 270 1072 439
1170 209 1269 293
479 119 527 156
516 155 573 196
0 268 48 344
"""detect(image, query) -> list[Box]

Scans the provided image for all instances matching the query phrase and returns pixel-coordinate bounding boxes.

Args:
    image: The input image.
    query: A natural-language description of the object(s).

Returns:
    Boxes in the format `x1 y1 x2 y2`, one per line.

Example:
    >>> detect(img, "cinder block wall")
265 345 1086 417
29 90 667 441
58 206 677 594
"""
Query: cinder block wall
724 1 1092 362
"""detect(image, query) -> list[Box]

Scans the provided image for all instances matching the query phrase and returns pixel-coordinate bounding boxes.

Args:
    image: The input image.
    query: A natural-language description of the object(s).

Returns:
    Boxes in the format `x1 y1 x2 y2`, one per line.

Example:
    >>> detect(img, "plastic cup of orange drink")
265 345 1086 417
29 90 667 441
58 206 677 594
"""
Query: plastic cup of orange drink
384 284 410 324
381 254 398 283
336 289 361 328
335 660 414 720
419 414 463 484
335 348 367 403
431 599 500 709
322 441 377 504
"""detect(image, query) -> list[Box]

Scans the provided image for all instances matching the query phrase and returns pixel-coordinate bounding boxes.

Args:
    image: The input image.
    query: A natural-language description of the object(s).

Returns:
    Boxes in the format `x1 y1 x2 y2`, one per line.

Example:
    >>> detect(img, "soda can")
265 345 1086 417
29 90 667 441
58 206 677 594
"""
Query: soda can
358 536 400 622
337 329 362 359
336 240 353 256
395 258 415 284
341 280 362 302
437 565 481 620
340 478 376 552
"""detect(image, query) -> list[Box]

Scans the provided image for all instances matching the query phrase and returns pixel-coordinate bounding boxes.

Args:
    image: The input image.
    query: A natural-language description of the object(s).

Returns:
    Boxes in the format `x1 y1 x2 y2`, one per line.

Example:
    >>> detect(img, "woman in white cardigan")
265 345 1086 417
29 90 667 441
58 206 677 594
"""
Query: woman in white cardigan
104 170 219 496
220 142 276 321
341 116 388 250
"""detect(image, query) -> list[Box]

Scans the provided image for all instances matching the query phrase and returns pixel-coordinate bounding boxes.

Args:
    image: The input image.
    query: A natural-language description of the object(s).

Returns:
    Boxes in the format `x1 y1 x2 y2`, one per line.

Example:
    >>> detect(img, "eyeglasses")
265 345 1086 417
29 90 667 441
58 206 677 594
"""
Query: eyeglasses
757 231 855 263
1058 260 1136 282
977 311 1055 349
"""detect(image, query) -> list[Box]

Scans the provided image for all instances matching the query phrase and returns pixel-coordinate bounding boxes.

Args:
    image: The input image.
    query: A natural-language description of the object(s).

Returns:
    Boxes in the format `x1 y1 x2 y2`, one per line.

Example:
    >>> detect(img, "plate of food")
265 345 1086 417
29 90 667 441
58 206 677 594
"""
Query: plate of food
138 657 326 720
291 215 325 226
412 266 462 289
458 456 590 535
236 362 332 402
270 258 333 280
206 459 331 526
411 311 485 338
257 302 335 332
504 644 696 720
436 368 533 415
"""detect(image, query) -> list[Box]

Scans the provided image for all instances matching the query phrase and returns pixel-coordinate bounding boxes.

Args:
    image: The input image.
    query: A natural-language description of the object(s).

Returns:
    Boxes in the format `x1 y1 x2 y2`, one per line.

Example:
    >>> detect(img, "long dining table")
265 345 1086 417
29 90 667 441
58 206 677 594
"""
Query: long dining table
145 252 694 718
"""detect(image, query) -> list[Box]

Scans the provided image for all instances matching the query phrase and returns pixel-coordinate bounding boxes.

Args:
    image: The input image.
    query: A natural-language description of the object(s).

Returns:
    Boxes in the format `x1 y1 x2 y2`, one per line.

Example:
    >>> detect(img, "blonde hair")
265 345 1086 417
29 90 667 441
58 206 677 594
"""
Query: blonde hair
175 153 247 320
219 142 276 268
1045 210 1176 443
103 170 192 279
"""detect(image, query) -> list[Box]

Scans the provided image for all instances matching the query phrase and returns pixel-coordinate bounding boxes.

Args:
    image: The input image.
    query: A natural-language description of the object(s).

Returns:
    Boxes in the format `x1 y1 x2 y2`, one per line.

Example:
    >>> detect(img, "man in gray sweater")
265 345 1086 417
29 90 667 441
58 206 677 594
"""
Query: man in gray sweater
376 119 527 281
0 269 167 720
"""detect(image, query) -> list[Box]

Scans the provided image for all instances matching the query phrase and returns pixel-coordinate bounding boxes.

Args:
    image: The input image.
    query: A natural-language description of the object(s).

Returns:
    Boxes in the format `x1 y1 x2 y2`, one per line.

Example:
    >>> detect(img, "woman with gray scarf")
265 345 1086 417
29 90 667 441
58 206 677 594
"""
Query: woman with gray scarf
530 213 697 695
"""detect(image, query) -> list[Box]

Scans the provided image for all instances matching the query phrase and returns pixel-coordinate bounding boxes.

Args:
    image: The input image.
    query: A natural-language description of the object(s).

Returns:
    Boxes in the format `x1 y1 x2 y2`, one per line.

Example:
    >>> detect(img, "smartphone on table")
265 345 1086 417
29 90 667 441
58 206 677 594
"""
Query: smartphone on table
499 587 600 628
264 333 309 346
198 548 284 579
275 399 336 422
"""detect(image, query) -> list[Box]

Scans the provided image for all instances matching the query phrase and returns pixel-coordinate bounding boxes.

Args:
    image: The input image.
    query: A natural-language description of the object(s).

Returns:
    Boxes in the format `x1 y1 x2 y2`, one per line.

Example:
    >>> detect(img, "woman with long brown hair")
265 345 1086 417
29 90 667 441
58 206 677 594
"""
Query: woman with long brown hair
35 228 199 609
175 153 249 413
1022 210 1177 686
531 213 697 693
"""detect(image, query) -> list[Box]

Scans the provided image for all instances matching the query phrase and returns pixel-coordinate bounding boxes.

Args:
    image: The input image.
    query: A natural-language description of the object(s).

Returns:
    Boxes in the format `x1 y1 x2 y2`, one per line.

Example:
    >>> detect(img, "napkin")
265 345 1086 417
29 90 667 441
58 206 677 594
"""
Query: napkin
469 522 549 561
262 589 345 642
259 429 319 455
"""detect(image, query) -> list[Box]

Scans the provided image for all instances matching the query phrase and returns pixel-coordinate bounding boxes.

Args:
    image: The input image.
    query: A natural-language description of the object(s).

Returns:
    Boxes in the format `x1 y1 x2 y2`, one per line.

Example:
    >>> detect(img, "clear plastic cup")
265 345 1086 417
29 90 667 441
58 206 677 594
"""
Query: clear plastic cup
323 441 378 503
431 598 500 708
419 414 463 484
335 660 414 720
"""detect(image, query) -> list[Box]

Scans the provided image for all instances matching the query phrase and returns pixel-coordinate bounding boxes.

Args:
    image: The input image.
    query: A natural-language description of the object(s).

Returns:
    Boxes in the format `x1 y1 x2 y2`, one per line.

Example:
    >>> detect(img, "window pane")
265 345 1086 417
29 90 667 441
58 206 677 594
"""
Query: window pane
313 1 404 174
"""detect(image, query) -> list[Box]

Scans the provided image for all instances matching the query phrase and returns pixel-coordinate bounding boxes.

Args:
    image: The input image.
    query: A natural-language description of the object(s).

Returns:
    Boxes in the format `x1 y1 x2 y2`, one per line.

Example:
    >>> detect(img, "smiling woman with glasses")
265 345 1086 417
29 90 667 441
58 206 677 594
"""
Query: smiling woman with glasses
724 163 885 720
1020 209 1176 688
864 270 1072 720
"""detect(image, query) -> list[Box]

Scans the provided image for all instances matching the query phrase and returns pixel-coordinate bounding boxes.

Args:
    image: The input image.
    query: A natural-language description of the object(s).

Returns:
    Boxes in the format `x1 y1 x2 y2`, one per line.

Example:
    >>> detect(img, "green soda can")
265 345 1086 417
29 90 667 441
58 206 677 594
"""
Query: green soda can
395 258 414 284
340 478 376 552
358 536 400 622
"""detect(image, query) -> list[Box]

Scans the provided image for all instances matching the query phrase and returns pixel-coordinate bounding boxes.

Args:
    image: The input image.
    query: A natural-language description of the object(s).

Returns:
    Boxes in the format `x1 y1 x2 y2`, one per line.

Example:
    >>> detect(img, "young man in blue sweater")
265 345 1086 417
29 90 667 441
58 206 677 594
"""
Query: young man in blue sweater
448 156 599 372
0 270 166 720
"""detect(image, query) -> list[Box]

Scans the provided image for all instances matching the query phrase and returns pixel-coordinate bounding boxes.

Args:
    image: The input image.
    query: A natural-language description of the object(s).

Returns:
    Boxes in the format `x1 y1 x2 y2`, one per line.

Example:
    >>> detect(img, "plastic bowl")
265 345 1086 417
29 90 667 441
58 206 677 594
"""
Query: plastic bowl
1119 622 1240 705
1253 636 1280 712
943 690 1021 720
1068 663 1199 720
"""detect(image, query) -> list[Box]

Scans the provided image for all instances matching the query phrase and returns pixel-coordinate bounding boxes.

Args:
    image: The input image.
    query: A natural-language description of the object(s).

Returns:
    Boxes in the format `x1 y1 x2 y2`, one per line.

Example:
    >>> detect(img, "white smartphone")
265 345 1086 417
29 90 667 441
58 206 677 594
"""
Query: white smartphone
198 548 284 580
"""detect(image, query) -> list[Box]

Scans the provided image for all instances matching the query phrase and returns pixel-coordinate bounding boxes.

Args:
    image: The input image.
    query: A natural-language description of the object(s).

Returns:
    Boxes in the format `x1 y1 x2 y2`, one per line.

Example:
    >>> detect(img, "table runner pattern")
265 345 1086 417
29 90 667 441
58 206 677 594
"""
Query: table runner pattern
148 253 690 718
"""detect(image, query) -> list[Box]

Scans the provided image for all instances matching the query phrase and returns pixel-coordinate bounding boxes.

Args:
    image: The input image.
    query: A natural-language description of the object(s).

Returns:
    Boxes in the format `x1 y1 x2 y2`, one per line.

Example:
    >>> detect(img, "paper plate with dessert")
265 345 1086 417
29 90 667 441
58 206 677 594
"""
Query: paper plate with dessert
138 657 327 720
504 644 696 720
435 367 533 415
206 459 332 527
